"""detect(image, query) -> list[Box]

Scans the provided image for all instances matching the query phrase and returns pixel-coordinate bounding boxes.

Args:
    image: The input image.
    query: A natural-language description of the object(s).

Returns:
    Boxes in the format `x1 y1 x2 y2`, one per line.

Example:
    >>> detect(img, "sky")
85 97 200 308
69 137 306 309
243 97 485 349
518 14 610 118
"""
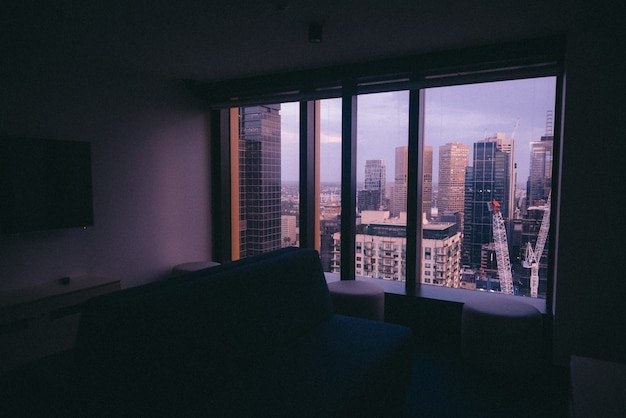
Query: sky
280 76 557 186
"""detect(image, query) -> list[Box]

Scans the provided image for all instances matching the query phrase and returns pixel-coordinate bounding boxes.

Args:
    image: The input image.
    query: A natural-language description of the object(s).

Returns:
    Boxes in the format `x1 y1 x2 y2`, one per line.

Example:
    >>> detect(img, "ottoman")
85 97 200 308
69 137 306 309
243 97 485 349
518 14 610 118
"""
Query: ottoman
461 296 543 375
328 280 385 321
171 261 221 276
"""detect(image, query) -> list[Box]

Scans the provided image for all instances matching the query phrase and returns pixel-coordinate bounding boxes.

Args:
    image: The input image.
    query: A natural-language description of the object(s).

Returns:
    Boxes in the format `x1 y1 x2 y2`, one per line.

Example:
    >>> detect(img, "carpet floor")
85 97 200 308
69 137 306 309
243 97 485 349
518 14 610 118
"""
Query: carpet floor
0 345 571 417
404 347 571 418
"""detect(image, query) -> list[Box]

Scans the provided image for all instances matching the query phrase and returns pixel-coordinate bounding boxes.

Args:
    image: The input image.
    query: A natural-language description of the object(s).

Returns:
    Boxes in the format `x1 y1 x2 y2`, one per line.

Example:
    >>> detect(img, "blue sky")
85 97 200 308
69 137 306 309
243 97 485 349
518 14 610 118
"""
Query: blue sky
280 76 556 185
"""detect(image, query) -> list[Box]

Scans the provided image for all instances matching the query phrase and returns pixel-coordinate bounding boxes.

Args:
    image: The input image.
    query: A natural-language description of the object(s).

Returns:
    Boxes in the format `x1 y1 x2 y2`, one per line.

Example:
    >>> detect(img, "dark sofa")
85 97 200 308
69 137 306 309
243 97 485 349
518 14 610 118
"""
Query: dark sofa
73 247 414 417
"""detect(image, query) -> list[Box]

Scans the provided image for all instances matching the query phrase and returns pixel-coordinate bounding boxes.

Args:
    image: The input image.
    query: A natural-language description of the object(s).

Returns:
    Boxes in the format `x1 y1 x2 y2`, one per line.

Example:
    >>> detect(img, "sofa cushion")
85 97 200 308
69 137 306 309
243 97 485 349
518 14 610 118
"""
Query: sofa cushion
209 314 414 417
188 315 412 417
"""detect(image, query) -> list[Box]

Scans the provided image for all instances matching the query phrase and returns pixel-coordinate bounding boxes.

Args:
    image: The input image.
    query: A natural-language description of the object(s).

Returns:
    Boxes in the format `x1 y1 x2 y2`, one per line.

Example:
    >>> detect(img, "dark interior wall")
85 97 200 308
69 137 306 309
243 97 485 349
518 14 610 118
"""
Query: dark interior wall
1 1 625 370
0 57 211 290
552 6 626 366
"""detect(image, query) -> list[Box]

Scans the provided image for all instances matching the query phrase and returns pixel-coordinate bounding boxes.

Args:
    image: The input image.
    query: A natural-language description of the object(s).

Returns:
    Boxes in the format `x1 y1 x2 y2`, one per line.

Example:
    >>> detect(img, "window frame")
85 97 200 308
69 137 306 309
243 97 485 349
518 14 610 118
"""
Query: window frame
206 36 564 313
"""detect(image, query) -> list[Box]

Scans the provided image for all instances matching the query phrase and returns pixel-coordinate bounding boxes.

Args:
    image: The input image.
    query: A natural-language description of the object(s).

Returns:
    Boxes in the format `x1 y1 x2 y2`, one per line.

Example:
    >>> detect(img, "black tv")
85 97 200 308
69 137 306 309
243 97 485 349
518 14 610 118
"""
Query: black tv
0 136 94 234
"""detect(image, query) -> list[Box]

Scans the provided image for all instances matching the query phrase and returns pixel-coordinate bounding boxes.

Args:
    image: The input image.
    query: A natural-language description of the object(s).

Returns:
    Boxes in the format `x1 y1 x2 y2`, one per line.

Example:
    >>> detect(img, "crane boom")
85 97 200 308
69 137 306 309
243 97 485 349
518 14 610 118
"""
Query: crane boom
489 200 514 295
524 192 551 298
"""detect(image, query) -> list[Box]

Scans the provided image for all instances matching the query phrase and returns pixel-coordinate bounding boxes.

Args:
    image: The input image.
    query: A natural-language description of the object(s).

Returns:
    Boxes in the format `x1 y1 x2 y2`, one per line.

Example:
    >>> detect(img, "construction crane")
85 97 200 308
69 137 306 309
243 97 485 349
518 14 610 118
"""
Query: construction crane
511 118 521 140
488 200 514 295
523 192 551 298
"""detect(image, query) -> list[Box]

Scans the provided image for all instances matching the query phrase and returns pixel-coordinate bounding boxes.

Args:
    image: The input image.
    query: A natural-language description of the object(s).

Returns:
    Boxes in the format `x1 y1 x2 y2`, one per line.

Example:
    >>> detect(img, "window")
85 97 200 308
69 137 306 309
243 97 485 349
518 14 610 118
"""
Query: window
424 78 556 297
320 98 342 274
211 38 562 306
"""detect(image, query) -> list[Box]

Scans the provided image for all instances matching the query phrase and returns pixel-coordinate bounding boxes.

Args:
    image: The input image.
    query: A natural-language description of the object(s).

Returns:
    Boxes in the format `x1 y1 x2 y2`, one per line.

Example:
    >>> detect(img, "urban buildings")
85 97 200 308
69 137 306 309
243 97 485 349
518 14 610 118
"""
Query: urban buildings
277 122 553 297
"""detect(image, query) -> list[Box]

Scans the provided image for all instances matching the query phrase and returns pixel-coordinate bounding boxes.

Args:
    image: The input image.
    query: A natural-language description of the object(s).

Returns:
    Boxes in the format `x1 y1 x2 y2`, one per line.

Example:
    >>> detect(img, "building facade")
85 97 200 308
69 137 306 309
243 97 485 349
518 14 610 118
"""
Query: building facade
421 222 462 287
280 214 297 247
360 159 386 211
423 146 433 219
331 211 461 286
438 142 469 216
527 135 553 208
462 133 514 267
391 146 408 217
238 105 282 258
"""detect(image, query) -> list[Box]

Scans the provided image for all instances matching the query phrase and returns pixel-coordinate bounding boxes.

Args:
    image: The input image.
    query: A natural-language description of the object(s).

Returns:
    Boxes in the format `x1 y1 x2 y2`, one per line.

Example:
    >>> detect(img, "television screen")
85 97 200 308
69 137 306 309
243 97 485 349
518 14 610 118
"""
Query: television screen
0 136 94 234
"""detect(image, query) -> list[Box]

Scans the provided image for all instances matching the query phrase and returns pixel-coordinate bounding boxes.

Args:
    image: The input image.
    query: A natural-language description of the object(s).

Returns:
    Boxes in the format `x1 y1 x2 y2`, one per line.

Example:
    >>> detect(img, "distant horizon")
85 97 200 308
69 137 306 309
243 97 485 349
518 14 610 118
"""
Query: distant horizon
282 179 532 193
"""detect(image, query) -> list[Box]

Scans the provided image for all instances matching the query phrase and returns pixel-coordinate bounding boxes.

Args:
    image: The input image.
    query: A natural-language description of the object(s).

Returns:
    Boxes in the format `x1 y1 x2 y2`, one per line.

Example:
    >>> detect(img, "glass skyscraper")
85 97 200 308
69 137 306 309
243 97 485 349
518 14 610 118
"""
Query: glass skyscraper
527 135 553 208
462 133 514 267
238 105 282 258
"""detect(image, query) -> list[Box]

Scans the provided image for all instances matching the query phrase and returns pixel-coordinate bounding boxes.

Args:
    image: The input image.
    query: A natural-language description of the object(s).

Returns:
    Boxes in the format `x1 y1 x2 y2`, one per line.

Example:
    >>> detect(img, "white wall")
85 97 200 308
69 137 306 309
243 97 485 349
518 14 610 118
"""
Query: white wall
0 57 211 290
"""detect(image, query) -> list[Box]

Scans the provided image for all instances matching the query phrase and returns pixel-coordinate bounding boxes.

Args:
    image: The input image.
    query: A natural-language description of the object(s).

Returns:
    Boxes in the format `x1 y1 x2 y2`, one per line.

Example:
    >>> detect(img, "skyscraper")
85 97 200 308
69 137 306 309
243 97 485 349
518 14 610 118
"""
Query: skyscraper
238 105 282 258
423 146 433 219
462 133 514 267
438 142 470 216
391 146 408 217
361 159 386 211
389 145 432 219
527 135 553 208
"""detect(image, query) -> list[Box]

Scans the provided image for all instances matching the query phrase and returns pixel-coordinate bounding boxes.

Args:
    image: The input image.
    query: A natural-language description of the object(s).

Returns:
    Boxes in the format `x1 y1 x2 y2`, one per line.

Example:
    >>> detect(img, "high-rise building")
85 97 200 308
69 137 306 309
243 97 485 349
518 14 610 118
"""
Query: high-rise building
527 135 553 208
422 221 462 287
338 210 461 284
281 215 297 247
238 105 282 258
358 189 382 212
319 216 341 272
438 142 469 216
462 133 514 267
391 146 408 217
389 145 432 218
361 159 386 211
423 146 433 219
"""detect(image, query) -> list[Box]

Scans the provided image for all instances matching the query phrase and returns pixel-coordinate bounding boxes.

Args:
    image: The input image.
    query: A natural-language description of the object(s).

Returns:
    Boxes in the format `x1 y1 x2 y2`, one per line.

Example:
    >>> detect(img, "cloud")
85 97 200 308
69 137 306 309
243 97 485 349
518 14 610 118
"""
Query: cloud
321 133 342 144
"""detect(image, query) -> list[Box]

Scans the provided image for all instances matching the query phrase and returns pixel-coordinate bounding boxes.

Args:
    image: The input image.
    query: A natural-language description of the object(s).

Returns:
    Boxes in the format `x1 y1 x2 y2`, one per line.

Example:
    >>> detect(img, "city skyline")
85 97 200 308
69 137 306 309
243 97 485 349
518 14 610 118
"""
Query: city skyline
280 76 556 185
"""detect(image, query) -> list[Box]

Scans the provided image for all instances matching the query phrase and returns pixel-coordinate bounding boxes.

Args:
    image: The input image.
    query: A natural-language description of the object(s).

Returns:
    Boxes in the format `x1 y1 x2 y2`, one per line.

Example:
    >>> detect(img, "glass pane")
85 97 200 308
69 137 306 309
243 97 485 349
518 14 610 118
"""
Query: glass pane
355 91 410 281
234 102 299 259
319 99 342 274
423 77 557 297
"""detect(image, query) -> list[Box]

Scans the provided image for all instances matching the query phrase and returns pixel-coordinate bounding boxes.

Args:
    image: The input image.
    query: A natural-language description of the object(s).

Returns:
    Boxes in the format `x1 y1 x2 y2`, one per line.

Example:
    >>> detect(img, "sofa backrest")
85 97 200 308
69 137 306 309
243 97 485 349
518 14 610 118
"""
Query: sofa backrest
73 247 332 411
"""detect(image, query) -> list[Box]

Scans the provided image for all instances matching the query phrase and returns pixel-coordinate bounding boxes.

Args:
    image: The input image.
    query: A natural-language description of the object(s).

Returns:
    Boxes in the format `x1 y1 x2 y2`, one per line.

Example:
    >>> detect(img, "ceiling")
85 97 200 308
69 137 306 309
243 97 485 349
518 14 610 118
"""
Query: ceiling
2 0 571 83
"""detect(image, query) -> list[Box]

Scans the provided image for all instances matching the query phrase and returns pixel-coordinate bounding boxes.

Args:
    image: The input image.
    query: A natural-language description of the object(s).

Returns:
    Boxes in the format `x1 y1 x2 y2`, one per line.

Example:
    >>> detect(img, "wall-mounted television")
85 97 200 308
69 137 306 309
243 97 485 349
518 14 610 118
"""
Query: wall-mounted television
0 136 94 234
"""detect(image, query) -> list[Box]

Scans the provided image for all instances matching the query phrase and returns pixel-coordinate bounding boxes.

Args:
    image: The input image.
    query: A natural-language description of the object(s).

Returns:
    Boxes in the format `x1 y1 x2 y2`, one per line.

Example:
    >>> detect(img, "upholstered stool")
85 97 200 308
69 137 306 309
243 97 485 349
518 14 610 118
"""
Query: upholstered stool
461 296 542 375
328 280 385 321
171 261 220 277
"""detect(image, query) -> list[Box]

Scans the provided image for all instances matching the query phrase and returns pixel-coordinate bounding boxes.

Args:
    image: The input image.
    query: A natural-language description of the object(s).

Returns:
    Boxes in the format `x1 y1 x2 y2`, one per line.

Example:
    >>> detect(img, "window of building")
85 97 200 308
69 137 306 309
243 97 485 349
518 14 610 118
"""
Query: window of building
210 38 562 308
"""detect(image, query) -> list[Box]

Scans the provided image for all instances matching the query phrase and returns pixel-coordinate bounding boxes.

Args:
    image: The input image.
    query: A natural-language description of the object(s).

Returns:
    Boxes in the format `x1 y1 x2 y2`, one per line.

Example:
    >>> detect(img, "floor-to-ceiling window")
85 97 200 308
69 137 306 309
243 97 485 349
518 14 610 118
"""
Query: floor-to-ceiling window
423 77 556 297
355 91 409 281
211 40 562 306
